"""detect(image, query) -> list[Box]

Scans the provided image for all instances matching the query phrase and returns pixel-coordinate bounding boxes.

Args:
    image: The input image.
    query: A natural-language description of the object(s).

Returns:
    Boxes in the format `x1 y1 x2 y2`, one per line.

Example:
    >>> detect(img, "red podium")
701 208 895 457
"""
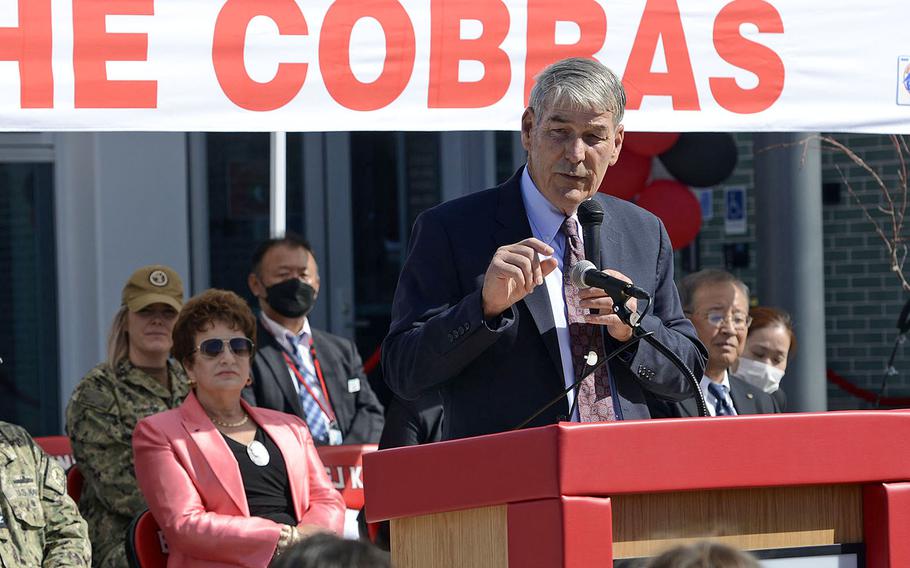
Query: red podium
364 411 910 567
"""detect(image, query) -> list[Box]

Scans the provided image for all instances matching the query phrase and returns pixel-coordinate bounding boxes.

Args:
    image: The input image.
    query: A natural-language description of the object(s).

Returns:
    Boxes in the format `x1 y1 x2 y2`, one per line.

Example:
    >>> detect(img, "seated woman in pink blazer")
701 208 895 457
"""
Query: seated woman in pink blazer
133 289 345 567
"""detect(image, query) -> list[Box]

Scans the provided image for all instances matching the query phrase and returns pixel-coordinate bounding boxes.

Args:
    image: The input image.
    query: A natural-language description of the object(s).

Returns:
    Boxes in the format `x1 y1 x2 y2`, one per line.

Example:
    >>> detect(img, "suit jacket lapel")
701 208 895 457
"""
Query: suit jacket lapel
594 194 624 277
257 321 304 416
244 401 308 523
678 396 698 417
181 393 248 515
729 378 757 415
494 171 563 381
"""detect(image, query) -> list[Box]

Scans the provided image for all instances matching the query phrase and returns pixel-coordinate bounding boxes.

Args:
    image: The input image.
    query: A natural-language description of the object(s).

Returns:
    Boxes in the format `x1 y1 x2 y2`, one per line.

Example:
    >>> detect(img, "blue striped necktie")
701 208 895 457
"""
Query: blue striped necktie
708 382 734 416
286 334 329 443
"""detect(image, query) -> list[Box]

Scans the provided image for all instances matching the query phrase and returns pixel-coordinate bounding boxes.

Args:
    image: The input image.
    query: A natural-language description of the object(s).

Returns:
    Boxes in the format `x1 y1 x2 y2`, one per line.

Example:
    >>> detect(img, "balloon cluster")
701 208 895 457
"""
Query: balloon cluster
598 132 739 250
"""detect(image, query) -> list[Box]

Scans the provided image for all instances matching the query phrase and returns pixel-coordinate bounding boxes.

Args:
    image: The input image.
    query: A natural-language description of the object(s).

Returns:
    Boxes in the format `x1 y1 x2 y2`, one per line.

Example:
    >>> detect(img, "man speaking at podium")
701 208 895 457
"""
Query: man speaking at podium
382 58 706 441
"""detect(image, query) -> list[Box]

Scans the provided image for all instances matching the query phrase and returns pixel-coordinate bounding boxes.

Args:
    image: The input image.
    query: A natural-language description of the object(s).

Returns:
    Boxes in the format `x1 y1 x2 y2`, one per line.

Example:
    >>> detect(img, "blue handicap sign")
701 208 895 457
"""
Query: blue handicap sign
726 188 745 222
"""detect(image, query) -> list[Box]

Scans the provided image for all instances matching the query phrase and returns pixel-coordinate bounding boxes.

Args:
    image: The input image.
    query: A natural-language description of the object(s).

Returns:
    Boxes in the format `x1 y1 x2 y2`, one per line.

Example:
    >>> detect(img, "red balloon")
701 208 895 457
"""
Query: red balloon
635 180 702 250
623 132 680 156
598 150 650 201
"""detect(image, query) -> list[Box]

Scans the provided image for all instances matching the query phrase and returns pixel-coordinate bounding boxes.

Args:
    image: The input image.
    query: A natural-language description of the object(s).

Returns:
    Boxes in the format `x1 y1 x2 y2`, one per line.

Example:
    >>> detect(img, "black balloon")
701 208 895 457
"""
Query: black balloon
658 132 738 187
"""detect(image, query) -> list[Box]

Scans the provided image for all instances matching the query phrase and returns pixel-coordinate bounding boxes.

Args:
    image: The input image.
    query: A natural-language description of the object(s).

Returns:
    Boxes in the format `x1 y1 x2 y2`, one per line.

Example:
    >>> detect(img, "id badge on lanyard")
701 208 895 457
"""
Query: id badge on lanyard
281 349 343 445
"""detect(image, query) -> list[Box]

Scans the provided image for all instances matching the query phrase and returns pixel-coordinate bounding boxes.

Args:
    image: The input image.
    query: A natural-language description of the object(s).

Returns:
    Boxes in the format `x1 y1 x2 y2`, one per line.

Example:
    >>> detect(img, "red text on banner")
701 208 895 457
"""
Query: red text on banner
212 0 309 112
320 0 416 112
0 0 53 108
74 0 157 109
525 0 607 104
709 0 785 114
623 0 699 111
428 0 511 108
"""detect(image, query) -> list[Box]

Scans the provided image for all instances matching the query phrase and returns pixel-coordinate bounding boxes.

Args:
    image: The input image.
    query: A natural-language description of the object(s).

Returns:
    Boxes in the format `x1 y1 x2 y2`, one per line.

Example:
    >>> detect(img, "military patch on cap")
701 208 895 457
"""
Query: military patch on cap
149 270 169 287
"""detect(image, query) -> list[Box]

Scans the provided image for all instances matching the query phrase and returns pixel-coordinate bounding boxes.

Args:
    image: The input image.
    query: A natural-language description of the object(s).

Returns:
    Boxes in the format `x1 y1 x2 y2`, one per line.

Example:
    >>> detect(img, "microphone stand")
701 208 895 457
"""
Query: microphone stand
513 330 654 431
512 289 708 431
607 293 708 418
875 297 910 408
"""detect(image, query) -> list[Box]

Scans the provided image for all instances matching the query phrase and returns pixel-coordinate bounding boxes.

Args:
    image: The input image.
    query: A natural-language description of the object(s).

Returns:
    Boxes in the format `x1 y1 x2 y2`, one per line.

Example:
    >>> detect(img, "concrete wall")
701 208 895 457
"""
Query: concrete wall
55 133 190 418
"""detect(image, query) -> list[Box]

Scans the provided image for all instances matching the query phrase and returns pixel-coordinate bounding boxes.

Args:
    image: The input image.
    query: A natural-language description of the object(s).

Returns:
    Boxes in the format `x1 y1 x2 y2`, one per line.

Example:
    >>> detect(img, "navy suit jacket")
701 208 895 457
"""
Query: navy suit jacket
647 375 781 418
243 320 385 445
381 168 707 440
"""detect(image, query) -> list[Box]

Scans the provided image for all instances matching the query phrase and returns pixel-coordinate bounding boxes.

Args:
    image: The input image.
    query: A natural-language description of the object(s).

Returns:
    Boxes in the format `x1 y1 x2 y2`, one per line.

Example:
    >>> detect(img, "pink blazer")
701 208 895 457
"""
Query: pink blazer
132 392 346 568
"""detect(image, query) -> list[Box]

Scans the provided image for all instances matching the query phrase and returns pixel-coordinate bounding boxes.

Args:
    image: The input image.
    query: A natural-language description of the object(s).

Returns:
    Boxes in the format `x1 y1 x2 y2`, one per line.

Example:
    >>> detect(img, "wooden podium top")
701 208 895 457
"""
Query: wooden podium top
364 410 910 522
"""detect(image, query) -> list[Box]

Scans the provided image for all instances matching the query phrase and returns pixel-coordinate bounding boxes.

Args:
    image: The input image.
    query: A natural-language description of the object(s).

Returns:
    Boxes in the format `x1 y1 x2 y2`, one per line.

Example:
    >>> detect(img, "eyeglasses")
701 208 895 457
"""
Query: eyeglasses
690 311 752 330
194 337 255 358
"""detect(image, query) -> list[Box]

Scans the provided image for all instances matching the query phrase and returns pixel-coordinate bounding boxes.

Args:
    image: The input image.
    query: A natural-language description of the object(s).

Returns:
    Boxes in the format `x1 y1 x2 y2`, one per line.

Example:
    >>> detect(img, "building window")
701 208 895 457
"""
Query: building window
204 133 305 302
0 162 58 435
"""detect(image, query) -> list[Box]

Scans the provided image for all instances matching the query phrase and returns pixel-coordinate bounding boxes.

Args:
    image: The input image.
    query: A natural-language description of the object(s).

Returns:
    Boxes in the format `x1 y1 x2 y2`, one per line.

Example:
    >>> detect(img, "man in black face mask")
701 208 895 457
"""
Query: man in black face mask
243 234 384 446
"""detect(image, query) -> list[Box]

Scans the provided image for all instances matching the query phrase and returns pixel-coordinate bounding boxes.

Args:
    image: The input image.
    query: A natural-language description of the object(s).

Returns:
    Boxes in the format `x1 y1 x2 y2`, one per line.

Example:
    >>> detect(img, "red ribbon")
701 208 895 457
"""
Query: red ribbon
826 368 910 406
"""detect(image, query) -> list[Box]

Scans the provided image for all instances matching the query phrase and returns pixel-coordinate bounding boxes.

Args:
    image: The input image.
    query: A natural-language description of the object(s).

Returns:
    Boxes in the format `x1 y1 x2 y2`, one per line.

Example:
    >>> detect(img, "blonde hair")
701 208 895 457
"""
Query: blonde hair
106 306 130 368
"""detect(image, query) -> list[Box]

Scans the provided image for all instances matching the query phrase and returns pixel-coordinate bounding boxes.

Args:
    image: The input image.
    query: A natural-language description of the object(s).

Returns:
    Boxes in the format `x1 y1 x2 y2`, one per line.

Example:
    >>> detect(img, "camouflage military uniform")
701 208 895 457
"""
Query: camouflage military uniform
66 360 188 568
0 421 91 567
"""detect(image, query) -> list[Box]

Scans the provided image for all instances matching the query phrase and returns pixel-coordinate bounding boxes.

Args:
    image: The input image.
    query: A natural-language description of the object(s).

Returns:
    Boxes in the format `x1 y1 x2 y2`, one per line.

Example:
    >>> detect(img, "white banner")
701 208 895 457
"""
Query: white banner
0 0 908 133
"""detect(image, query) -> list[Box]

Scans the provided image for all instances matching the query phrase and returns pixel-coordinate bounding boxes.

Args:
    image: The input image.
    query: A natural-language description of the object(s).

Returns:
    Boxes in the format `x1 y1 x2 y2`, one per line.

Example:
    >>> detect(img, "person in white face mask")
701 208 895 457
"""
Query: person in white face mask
735 306 796 411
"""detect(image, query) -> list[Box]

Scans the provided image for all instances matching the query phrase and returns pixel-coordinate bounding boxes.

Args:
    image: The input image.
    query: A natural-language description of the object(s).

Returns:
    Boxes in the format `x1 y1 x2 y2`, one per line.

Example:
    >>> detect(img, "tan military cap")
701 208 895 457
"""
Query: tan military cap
121 265 184 312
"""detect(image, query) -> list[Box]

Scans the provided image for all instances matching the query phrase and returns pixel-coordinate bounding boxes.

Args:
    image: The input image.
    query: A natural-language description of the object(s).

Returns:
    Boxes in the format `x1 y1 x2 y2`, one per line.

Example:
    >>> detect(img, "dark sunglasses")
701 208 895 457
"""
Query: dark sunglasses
194 337 255 358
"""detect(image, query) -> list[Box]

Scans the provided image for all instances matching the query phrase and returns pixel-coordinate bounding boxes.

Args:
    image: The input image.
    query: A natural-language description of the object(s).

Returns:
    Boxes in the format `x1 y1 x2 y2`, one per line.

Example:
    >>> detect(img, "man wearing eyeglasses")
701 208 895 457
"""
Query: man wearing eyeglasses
243 235 384 447
651 269 779 417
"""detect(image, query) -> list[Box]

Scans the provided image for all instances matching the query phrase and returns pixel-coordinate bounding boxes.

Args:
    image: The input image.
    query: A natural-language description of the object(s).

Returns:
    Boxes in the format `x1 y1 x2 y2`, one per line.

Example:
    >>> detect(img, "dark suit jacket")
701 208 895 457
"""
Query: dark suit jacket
381 168 707 440
771 387 788 412
648 375 780 418
378 391 444 449
243 320 384 445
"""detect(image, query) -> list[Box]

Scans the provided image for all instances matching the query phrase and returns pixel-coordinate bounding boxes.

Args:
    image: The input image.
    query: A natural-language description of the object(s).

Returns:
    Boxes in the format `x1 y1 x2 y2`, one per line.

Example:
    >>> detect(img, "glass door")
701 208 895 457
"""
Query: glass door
0 161 59 435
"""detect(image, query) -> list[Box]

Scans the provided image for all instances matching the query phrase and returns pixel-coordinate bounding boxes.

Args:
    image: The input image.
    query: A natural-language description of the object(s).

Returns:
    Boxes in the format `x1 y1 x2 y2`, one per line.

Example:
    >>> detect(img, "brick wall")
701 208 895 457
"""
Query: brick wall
682 133 910 410
819 133 909 410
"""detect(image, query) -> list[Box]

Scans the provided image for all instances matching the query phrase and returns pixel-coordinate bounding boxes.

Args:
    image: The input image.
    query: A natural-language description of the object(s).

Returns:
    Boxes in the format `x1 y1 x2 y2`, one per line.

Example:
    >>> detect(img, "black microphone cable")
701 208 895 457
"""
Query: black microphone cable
512 288 708 430
875 297 910 408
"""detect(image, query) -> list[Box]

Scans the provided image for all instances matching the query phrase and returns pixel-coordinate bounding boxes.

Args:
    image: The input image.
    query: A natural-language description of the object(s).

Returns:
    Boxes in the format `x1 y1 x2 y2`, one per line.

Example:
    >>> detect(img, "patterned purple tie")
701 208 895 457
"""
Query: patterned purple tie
563 216 616 422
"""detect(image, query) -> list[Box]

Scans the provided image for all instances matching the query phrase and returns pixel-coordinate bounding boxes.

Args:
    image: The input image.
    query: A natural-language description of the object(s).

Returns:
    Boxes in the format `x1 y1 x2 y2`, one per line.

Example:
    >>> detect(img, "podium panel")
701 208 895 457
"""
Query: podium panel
612 484 863 558
392 506 508 568
366 413 910 567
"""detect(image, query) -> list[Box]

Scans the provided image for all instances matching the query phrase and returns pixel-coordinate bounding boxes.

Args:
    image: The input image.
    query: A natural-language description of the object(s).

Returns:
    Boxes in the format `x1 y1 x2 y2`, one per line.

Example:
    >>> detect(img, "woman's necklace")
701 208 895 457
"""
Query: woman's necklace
209 413 249 428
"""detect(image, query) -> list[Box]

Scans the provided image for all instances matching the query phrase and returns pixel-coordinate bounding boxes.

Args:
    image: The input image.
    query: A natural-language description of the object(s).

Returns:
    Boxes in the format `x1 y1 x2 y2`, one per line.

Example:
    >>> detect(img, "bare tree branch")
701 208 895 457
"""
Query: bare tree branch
760 135 910 292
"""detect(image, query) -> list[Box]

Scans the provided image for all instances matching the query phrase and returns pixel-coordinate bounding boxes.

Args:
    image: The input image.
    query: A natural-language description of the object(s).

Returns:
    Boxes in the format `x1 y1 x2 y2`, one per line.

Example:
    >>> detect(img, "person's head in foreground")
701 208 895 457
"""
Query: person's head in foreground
271 533 390 568
647 541 760 568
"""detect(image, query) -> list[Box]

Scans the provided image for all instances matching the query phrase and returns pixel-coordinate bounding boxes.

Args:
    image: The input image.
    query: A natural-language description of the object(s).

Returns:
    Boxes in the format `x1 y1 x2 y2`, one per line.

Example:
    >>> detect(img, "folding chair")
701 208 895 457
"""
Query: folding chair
126 509 169 568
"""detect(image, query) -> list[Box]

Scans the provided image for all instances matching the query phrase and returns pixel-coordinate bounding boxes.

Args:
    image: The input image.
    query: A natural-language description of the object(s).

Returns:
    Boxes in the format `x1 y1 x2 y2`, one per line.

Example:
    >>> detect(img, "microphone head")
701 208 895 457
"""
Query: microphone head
577 199 605 225
570 260 596 289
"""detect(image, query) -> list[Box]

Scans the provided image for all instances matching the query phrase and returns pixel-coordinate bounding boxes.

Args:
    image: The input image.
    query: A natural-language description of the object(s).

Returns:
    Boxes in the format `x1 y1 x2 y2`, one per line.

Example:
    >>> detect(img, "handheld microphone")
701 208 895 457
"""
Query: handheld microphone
577 200 604 314
571 260 651 304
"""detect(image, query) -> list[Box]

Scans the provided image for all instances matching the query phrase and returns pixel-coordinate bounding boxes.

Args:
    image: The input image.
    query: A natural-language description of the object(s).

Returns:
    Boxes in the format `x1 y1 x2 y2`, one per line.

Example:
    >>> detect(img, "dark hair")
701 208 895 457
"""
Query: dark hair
251 233 314 275
171 289 257 365
647 541 760 568
748 306 798 358
678 269 750 312
270 534 390 568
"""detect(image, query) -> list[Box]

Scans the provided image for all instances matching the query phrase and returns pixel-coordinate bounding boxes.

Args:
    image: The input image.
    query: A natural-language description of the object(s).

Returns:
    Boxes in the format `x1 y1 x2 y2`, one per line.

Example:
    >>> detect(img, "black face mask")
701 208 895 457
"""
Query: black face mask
264 278 316 318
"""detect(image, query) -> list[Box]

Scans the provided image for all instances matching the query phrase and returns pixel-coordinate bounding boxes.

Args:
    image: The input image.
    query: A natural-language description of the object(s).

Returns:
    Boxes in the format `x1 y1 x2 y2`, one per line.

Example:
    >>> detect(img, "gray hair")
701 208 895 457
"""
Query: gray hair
528 57 626 125
678 269 750 312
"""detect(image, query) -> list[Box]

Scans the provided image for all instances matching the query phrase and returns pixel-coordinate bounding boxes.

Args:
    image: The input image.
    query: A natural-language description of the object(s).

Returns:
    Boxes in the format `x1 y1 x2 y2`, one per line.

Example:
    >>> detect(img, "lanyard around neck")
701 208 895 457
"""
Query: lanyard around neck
260 315 337 422
281 344 336 423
